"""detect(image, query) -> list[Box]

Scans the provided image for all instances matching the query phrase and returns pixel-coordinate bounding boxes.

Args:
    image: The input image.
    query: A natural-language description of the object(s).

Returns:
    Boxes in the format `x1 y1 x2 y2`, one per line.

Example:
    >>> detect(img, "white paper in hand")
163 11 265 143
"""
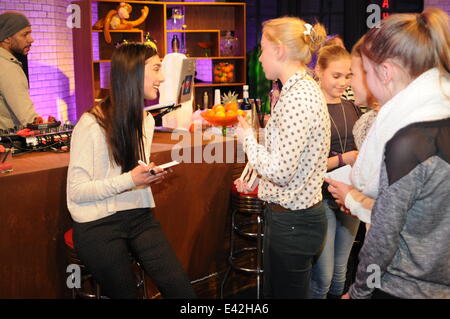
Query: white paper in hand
325 165 352 185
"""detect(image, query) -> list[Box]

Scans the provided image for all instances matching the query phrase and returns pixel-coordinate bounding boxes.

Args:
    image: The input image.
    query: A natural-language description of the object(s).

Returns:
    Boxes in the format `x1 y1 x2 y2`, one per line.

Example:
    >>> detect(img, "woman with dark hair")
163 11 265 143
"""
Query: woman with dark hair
67 43 196 299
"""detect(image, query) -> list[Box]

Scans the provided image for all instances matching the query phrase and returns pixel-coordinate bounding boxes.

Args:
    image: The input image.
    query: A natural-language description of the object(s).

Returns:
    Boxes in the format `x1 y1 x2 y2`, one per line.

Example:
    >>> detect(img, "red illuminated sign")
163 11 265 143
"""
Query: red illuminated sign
382 0 390 19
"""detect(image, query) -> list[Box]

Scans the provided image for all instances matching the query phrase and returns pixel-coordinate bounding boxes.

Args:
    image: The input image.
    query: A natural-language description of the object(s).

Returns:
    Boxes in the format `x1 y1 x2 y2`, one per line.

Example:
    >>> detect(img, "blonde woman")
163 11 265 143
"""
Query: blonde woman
236 17 330 299
332 8 450 299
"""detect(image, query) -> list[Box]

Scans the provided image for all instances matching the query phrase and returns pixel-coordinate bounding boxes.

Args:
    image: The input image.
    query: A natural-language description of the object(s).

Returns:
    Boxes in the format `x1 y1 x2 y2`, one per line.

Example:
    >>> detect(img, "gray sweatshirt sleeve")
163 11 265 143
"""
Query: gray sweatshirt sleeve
0 62 38 126
349 163 420 299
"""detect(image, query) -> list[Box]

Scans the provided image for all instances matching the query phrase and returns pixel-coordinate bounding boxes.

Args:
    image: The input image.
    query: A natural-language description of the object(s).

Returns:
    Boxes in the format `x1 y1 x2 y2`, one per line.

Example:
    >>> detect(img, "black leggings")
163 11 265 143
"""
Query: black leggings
73 208 196 299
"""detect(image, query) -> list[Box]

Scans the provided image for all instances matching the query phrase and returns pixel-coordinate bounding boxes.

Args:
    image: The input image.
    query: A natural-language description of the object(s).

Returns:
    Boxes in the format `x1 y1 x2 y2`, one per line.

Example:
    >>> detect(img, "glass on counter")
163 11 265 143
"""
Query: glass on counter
0 146 13 173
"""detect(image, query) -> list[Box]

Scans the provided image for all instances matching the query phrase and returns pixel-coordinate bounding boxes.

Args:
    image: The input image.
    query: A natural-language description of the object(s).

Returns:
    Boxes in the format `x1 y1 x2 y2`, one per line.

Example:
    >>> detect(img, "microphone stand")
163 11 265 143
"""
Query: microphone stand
145 103 182 132
145 103 182 121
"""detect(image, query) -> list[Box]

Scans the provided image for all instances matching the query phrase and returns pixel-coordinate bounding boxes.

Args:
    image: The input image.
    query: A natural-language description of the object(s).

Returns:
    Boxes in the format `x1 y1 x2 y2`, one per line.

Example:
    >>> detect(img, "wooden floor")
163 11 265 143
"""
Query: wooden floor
191 224 262 299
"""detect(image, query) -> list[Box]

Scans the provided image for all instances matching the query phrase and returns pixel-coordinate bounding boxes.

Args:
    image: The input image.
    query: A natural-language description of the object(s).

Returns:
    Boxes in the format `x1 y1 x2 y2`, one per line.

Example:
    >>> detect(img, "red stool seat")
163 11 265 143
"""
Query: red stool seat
231 183 259 198
64 228 74 249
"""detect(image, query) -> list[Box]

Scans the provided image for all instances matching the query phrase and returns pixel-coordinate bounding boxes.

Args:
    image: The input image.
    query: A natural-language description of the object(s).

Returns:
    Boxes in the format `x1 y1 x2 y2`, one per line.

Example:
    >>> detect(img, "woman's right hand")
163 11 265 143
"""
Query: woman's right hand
131 162 167 187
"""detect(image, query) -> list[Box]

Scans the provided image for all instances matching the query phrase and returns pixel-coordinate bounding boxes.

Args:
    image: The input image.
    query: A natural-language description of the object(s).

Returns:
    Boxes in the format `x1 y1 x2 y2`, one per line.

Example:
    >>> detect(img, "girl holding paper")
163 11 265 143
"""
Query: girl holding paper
309 45 362 299
331 8 450 299
325 36 380 226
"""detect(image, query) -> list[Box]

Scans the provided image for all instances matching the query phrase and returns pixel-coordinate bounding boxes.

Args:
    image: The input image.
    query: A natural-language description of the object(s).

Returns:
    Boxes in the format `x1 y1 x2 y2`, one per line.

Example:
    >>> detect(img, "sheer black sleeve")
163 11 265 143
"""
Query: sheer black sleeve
384 118 450 186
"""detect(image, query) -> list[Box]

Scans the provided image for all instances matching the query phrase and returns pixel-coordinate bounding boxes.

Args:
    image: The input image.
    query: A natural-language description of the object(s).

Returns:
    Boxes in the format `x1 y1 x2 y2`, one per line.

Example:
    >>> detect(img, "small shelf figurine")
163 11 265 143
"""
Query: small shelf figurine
93 2 149 44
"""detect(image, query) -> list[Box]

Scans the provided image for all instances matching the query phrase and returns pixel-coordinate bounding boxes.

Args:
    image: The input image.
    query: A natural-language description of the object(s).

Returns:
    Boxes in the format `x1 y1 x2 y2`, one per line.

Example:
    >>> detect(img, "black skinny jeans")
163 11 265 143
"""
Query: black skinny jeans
73 208 196 299
263 202 327 299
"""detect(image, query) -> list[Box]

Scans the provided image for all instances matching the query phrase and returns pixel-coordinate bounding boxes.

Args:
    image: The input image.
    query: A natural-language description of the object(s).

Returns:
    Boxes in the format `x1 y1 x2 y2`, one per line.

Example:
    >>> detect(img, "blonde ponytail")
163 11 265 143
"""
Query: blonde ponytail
362 8 450 81
420 8 450 80
262 17 327 65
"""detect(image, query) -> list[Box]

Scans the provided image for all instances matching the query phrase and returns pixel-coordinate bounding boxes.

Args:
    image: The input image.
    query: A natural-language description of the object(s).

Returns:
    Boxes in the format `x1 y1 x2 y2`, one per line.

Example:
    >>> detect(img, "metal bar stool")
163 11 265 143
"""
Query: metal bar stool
221 184 265 299
64 228 147 299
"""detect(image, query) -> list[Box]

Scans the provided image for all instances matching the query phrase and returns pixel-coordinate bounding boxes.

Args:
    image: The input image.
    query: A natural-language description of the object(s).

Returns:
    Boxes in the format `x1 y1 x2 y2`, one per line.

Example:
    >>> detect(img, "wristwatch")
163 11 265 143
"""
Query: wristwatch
338 153 345 167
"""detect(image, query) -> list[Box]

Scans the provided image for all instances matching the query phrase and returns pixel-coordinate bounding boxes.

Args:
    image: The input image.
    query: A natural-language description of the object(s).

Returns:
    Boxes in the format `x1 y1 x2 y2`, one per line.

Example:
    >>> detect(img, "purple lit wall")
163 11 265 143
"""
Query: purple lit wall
0 0 76 123
90 2 111 90
424 0 450 12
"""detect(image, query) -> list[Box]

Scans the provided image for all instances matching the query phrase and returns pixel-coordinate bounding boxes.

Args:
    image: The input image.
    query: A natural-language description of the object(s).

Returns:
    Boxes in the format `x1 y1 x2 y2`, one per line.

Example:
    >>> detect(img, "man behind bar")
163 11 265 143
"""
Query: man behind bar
0 11 38 130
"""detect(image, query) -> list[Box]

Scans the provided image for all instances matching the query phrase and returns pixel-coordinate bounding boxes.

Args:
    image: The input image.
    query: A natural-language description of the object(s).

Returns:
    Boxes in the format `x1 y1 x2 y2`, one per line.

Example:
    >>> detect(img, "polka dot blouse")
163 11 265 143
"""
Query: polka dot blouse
243 71 331 210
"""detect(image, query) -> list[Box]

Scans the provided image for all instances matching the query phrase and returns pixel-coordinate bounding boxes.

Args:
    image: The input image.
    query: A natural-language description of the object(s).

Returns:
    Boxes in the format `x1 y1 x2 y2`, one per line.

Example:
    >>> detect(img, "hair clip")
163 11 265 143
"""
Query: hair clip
303 23 313 36
416 14 426 26
115 39 128 48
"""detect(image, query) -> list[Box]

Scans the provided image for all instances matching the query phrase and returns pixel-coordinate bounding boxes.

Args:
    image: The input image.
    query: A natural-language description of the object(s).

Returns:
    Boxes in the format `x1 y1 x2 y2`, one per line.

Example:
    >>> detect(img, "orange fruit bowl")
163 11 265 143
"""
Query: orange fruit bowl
201 110 239 127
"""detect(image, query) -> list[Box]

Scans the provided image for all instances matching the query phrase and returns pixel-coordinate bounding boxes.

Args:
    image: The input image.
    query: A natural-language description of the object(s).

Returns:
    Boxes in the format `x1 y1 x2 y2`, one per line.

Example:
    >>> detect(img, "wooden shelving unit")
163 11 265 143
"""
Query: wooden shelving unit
71 0 246 118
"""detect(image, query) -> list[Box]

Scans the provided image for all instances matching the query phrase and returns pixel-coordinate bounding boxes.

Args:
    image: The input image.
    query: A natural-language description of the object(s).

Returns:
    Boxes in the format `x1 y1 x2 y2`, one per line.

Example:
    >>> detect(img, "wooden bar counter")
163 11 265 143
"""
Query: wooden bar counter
0 131 244 298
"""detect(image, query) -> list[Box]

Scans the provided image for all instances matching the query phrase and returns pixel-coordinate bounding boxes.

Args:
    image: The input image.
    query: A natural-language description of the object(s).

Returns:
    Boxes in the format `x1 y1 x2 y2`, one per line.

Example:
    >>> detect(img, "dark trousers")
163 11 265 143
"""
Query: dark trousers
73 208 196 299
263 202 327 299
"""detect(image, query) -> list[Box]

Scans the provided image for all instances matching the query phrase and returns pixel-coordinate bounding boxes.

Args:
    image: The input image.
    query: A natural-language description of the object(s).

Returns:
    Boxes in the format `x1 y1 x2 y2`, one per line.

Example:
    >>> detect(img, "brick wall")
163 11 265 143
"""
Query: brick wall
0 0 232 124
424 0 450 14
0 0 76 123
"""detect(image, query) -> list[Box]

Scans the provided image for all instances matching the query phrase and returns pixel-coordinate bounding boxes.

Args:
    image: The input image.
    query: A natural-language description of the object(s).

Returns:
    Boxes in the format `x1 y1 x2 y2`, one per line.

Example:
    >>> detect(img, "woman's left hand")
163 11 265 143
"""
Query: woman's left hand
237 114 250 129
341 293 351 299
324 178 355 204
335 199 352 215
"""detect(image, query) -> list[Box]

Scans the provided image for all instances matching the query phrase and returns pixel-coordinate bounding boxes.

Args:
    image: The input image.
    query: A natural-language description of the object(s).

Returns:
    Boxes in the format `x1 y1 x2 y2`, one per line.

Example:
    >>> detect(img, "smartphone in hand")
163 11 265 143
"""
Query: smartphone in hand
139 160 180 175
